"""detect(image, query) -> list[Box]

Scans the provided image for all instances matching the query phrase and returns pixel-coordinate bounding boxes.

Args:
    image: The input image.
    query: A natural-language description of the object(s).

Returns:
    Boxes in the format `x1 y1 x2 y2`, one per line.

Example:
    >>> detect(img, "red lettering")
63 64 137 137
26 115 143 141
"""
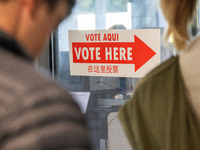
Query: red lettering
103 34 107 41
98 34 101 41
108 34 111 41
87 65 119 74
85 34 90 41
85 34 101 41
113 65 119 74
103 33 119 41
90 34 94 41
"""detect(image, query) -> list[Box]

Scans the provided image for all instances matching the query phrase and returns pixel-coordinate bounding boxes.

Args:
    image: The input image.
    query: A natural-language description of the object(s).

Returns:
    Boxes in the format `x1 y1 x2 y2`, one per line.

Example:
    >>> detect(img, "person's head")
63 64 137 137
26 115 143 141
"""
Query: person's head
0 0 75 58
35 0 75 17
160 0 197 51
109 24 127 30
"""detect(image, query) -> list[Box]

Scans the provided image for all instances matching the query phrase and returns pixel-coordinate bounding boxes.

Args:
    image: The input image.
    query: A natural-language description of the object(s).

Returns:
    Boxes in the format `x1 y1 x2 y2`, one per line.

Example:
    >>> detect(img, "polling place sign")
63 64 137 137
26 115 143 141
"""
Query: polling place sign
69 29 160 77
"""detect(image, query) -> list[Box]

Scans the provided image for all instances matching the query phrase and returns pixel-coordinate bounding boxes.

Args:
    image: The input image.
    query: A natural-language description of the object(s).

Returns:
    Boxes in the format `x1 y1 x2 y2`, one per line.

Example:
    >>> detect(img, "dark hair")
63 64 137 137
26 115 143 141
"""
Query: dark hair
44 0 76 16
45 0 76 15
0 0 76 16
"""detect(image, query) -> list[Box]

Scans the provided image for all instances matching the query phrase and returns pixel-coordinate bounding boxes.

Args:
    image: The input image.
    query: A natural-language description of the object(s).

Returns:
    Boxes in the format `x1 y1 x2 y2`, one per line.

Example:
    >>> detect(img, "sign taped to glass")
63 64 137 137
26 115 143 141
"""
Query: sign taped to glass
69 29 160 77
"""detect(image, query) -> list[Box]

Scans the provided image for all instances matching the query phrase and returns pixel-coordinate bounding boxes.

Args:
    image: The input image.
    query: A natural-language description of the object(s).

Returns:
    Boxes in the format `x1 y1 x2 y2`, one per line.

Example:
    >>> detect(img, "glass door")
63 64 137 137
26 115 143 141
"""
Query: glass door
51 0 178 149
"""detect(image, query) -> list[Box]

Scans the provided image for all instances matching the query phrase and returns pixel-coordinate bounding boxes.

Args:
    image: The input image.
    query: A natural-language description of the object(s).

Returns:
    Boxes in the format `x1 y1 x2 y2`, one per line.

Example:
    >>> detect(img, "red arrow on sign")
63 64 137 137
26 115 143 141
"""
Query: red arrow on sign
72 35 156 71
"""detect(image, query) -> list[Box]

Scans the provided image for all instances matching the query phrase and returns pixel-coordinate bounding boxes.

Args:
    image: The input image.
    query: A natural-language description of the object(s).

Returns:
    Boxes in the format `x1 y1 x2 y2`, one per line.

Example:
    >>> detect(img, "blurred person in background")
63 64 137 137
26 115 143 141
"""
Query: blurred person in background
119 0 200 149
0 0 91 149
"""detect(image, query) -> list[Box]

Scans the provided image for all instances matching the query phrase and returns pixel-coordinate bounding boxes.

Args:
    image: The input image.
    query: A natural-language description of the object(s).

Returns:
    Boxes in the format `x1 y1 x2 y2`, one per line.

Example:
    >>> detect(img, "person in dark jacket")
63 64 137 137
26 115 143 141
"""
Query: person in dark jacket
0 0 91 149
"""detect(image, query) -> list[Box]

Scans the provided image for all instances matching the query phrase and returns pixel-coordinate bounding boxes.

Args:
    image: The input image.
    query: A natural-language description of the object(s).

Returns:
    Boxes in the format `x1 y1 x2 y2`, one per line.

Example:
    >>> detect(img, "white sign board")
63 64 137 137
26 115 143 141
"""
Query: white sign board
69 29 160 77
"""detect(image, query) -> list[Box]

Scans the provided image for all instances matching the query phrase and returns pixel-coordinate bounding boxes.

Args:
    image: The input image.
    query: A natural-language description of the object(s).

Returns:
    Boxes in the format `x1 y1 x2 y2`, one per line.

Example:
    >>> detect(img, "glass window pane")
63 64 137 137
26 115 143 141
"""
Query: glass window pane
55 0 176 149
